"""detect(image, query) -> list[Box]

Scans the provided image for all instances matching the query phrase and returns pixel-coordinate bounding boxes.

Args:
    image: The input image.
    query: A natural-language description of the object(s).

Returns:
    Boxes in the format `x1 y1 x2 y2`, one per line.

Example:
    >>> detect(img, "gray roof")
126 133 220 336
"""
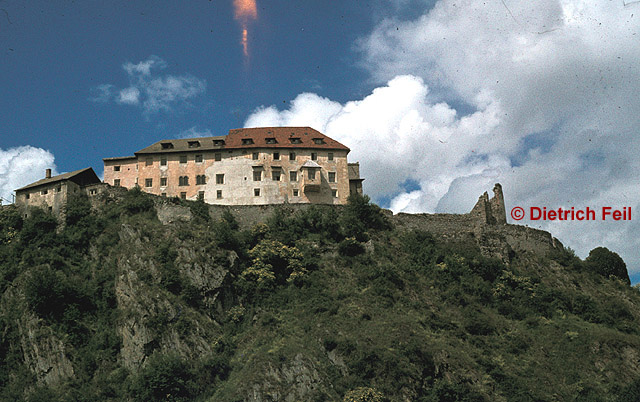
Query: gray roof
16 167 100 192
135 136 227 155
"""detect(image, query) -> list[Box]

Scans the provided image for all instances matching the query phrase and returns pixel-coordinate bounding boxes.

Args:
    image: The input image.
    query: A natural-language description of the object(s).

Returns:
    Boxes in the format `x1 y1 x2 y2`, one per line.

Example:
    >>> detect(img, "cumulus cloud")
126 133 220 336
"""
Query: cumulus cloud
92 56 206 114
245 0 640 273
0 146 57 204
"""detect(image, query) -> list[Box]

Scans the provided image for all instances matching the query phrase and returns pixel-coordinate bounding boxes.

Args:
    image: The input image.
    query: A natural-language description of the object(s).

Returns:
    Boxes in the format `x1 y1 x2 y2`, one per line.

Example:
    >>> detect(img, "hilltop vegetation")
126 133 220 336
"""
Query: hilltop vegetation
0 188 639 401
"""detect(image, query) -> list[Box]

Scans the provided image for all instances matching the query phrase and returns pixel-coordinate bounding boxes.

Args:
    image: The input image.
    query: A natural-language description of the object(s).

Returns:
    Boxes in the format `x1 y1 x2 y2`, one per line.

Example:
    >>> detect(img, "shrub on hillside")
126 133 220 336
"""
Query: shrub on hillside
121 187 155 216
128 353 195 402
242 239 307 287
585 247 630 284
343 387 385 402
340 194 390 241
339 237 365 256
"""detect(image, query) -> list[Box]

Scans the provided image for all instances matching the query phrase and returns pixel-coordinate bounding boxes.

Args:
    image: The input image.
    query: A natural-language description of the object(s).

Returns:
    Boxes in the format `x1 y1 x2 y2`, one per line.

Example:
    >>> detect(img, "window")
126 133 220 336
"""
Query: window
313 138 325 145
41 189 48 195
253 170 262 181
180 155 187 164
289 138 302 144
160 177 167 186
274 152 280 160
289 152 296 160
311 152 317 161
332 189 338 198
252 152 259 160
293 189 299 197
179 176 189 186
328 152 334 161
160 157 167 166
188 141 201 148
217 190 222 199
195 154 203 163
25 193 30 200
198 191 205 200
290 171 297 182
161 192 167 197
265 137 277 144
56 185 61 193
145 178 153 187
48 206 52 212
215 152 222 161
328 172 336 183
308 170 316 180
196 175 206 185
90 189 98 195
180 192 187 199
145 157 153 166
114 179 121 187
213 139 225 146
242 138 254 145
272 170 281 181
254 188 260 196
161 142 174 149
114 165 121 171
216 174 224 184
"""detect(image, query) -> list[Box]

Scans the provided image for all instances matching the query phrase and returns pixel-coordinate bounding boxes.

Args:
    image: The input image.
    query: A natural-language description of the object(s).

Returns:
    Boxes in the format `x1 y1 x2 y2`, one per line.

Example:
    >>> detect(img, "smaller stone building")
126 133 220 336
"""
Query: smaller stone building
15 168 102 217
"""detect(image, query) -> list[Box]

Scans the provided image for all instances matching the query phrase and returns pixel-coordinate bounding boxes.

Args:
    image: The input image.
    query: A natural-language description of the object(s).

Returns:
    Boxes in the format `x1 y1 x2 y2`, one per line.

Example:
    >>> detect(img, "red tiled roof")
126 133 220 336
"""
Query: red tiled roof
130 127 350 155
226 127 350 151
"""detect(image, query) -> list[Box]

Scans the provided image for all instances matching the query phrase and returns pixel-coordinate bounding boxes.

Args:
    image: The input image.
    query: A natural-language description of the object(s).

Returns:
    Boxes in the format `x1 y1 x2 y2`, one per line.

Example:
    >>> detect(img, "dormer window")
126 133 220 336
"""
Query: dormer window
289 138 302 144
265 137 277 144
188 141 201 148
161 142 174 149
313 138 325 145
242 138 254 145
213 139 225 146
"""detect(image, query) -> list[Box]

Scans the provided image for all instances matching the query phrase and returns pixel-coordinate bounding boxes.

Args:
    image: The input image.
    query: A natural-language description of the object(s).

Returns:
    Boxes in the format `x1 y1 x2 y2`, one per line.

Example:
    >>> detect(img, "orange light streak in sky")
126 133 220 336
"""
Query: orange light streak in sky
233 0 257 60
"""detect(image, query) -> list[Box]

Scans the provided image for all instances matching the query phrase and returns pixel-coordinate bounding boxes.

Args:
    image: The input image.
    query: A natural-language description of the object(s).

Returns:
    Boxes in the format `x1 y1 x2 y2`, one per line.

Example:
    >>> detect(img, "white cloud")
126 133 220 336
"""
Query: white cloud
118 87 141 105
92 56 206 114
0 146 57 204
244 0 640 274
178 126 214 139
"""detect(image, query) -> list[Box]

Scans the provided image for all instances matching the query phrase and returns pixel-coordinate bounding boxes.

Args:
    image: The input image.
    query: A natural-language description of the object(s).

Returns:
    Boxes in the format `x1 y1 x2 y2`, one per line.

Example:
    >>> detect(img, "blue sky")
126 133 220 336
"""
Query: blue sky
2 0 640 282
0 0 389 171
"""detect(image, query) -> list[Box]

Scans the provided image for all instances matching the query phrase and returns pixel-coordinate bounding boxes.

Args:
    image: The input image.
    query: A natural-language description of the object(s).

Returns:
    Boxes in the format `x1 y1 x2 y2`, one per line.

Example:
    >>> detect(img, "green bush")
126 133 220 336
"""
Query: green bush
340 194 390 241
121 187 155 216
241 239 307 287
585 247 630 284
339 237 365 257
343 387 385 402
129 353 195 402
188 198 211 223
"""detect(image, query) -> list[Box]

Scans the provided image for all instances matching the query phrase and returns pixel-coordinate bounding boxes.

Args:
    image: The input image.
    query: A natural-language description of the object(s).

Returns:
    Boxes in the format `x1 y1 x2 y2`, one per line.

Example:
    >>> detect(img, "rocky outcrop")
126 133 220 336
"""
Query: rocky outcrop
17 313 75 385
115 224 228 369
245 354 326 402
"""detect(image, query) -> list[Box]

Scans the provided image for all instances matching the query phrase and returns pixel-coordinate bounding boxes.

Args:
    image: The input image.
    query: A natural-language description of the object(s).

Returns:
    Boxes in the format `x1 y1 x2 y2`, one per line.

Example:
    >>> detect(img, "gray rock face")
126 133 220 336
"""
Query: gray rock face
115 224 228 369
18 314 75 385
245 354 325 402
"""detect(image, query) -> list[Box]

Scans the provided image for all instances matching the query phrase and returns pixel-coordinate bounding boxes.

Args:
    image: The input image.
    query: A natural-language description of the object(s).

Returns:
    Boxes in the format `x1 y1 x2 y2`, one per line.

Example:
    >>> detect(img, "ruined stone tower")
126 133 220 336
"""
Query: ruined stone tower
470 183 507 224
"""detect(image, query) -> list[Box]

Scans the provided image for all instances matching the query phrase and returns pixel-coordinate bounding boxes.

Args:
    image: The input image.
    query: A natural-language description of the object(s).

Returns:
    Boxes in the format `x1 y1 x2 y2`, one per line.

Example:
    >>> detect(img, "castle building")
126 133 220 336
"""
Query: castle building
14 168 103 216
103 127 364 205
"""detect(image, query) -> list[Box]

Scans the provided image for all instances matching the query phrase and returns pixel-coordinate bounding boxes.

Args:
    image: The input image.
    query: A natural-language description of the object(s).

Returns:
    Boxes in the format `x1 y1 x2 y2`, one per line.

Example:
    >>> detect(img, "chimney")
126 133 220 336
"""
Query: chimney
46 169 52 179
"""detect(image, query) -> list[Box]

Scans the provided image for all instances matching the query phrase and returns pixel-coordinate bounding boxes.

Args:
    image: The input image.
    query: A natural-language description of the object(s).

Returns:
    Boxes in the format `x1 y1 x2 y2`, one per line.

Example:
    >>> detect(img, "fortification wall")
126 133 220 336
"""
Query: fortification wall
148 182 565 263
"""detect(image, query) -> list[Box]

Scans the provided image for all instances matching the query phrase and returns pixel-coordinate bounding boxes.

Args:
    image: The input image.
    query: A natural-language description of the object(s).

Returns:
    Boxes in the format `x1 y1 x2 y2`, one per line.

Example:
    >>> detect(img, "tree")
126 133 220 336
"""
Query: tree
585 247 630 284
